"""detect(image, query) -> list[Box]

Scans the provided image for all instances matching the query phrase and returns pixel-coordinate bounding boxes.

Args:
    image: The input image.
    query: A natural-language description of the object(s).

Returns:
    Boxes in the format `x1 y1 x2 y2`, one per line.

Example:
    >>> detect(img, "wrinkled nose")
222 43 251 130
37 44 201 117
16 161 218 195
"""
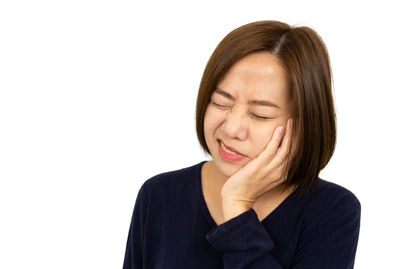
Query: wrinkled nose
222 106 249 141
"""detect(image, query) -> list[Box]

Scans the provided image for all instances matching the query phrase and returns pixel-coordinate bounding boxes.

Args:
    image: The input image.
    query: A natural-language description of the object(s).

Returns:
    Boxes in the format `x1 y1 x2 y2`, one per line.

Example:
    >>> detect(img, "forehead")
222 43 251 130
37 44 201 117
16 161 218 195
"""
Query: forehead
216 51 289 103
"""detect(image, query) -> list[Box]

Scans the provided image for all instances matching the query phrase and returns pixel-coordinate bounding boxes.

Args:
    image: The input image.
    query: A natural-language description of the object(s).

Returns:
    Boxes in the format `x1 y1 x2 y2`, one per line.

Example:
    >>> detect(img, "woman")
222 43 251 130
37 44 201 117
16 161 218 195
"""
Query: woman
123 20 361 268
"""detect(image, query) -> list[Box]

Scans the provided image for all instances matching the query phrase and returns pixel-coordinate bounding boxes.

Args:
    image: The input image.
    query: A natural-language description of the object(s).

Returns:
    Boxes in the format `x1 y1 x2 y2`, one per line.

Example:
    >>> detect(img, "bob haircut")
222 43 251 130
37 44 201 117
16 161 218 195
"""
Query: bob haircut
195 20 336 194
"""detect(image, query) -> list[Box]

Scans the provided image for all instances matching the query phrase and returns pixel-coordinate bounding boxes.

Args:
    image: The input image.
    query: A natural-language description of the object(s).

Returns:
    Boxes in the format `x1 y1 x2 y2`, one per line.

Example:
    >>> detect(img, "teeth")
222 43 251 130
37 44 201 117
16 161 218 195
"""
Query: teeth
221 142 240 155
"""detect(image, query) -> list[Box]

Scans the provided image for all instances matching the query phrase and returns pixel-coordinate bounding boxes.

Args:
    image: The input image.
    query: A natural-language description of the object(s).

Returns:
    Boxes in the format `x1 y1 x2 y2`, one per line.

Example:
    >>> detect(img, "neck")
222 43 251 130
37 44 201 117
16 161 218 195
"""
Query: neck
202 160 227 191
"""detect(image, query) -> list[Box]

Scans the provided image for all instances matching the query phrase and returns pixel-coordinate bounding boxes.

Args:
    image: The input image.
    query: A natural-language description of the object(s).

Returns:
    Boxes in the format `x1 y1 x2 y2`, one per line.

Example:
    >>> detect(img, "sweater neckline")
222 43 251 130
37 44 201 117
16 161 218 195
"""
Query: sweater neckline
195 160 298 228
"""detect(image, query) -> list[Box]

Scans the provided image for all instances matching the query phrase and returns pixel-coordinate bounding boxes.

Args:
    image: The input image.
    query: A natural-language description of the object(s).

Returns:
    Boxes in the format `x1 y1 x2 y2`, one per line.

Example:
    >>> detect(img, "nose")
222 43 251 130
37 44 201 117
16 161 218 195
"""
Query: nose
222 105 249 141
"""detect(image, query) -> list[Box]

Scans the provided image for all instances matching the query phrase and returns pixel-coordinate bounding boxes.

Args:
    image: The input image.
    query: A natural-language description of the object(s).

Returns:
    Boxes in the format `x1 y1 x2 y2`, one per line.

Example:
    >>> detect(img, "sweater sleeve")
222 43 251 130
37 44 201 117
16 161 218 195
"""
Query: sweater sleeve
122 183 148 269
206 201 361 269
206 208 283 268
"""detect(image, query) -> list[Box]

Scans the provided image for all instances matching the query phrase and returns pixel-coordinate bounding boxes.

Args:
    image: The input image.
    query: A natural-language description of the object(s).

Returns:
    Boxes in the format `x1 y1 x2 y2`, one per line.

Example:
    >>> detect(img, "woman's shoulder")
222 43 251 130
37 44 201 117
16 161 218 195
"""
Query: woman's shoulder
314 178 360 210
294 178 361 224
139 161 205 194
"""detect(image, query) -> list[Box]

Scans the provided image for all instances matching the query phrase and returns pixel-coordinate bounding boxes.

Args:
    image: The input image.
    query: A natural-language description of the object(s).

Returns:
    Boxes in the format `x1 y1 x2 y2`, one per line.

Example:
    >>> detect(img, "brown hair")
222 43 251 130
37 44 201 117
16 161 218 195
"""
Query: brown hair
195 20 336 194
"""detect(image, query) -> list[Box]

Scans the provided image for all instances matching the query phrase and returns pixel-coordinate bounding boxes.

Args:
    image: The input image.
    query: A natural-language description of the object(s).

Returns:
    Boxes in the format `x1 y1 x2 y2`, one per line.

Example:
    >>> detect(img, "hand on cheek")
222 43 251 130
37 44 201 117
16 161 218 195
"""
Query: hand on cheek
220 118 293 222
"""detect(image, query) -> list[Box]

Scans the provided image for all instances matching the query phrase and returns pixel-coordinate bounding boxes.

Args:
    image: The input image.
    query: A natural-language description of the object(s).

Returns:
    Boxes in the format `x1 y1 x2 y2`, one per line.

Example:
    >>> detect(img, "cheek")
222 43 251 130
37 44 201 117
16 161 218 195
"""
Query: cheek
203 107 224 135
253 118 288 152
252 126 276 153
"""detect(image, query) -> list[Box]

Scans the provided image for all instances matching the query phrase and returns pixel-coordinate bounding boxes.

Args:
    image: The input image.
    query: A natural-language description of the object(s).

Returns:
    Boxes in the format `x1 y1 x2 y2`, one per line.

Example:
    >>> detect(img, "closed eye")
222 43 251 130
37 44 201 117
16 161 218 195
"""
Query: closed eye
210 101 231 109
211 101 271 120
250 114 271 120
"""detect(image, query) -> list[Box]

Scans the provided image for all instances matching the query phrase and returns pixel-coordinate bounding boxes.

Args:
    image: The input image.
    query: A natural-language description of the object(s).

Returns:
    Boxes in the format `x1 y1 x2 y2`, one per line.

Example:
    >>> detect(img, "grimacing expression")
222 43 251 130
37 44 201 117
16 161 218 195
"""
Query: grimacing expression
203 51 291 178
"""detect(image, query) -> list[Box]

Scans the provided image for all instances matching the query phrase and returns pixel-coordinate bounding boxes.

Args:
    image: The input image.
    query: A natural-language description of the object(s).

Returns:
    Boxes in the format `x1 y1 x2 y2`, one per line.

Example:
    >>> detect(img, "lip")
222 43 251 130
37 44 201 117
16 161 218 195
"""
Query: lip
218 139 246 156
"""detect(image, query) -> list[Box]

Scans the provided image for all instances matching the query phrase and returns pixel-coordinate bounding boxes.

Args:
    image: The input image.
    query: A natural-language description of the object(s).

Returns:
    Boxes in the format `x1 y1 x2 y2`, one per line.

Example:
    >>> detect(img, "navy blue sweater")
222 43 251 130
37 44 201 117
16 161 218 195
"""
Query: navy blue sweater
123 161 361 268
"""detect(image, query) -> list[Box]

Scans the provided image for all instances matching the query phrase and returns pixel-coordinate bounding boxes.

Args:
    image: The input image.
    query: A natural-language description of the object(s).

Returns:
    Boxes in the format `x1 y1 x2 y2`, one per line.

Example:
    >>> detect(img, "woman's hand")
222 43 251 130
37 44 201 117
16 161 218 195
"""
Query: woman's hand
220 118 294 221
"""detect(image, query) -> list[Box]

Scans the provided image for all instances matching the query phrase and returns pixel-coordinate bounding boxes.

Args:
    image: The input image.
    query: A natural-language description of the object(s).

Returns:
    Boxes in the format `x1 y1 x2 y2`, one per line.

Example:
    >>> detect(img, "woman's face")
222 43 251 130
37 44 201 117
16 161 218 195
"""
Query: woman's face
203 51 292 179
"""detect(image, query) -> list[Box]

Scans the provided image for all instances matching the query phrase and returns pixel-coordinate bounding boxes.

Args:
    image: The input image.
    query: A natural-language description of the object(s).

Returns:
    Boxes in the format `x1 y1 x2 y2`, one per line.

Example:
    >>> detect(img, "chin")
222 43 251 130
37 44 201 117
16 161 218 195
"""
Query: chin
213 156 247 178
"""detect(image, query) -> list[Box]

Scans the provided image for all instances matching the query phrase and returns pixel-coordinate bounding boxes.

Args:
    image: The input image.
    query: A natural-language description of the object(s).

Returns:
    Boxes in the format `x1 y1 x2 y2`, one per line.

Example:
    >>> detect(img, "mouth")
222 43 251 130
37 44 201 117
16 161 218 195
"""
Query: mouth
217 139 246 156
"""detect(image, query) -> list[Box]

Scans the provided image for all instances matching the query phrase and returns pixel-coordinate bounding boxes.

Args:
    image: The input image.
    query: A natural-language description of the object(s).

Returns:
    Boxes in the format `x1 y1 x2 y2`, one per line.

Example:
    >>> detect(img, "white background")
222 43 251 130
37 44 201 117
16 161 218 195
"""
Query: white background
1 0 399 268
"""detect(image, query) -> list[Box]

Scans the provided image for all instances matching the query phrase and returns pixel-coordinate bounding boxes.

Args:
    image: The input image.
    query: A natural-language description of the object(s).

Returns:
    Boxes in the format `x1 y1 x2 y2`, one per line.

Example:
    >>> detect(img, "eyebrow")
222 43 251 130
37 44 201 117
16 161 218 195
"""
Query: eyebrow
214 88 281 109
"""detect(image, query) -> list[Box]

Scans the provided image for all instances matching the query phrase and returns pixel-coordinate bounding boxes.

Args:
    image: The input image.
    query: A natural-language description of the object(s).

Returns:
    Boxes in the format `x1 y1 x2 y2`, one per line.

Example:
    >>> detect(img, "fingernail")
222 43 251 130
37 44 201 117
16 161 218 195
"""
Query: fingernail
278 127 283 134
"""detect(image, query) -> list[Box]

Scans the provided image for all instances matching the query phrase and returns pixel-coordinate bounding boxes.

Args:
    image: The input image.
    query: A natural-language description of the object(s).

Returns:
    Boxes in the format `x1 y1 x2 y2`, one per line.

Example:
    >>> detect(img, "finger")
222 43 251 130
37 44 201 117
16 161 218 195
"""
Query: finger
265 118 293 170
275 118 293 164
260 169 287 192
284 118 297 165
266 160 290 183
259 124 286 163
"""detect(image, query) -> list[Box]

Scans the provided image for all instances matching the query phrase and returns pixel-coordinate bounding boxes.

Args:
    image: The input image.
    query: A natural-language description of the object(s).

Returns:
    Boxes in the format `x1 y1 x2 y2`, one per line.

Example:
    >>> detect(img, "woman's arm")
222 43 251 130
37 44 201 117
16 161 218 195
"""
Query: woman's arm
291 203 361 268
206 196 361 268
122 184 148 269
206 208 280 268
